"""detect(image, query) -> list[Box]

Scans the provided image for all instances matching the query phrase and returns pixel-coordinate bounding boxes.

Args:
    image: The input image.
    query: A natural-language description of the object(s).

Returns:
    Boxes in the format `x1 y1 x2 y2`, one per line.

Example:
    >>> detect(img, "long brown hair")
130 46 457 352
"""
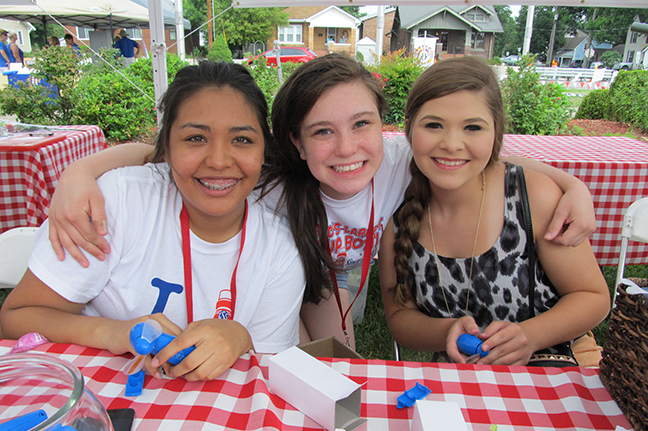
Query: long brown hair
394 56 504 305
258 53 386 304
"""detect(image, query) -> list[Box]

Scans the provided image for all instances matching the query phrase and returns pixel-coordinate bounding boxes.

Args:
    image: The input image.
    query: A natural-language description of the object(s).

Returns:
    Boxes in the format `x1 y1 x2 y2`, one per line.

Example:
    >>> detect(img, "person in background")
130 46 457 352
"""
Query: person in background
7 32 24 67
0 30 11 71
380 56 609 366
0 61 306 381
64 34 81 56
113 29 139 67
49 35 61 47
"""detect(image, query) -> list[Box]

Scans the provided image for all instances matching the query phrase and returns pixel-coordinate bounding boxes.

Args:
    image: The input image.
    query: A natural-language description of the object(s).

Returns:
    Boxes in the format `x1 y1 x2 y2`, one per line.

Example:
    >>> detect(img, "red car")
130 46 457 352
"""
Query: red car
248 47 317 66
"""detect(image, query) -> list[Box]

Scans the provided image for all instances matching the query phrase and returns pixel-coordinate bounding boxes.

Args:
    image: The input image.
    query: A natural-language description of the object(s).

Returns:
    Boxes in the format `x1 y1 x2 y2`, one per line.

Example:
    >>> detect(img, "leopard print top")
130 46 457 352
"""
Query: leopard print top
396 163 561 330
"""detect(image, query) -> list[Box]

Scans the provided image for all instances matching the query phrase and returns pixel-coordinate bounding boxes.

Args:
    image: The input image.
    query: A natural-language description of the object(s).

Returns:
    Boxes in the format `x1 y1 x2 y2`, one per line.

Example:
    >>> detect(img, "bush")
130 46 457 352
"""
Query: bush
600 51 621 69
501 55 571 135
0 46 85 125
207 34 233 63
70 54 189 142
609 70 648 132
244 56 302 117
575 89 612 120
367 49 424 125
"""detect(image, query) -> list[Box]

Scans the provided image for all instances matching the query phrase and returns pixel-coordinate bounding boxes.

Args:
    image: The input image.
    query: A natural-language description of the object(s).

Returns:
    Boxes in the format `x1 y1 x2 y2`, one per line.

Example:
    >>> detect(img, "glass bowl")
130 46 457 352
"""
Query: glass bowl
0 352 113 430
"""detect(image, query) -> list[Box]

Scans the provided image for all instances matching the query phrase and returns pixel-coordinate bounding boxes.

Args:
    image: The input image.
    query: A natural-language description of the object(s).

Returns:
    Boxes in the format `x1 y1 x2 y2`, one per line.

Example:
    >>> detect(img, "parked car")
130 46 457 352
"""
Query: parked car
570 59 584 68
591 61 604 69
500 55 521 66
613 62 637 71
247 47 317 66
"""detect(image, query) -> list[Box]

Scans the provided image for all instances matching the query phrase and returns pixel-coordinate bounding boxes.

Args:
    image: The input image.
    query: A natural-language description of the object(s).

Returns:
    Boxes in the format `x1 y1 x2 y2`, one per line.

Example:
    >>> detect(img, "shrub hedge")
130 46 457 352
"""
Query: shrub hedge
575 89 612 120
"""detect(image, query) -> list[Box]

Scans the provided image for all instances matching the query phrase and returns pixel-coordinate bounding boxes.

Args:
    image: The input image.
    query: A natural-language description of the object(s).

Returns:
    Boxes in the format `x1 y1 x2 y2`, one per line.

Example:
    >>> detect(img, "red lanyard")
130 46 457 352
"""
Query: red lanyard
326 180 375 345
180 200 248 324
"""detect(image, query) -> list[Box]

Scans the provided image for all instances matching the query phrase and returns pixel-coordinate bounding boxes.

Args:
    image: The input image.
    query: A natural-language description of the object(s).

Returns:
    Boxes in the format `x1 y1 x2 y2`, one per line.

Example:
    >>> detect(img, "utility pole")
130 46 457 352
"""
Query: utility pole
207 0 213 49
583 8 597 69
547 7 558 65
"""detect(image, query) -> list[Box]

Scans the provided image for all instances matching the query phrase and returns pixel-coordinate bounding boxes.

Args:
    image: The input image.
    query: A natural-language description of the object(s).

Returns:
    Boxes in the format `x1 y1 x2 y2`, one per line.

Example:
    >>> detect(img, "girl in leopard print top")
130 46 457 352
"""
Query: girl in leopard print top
379 57 609 366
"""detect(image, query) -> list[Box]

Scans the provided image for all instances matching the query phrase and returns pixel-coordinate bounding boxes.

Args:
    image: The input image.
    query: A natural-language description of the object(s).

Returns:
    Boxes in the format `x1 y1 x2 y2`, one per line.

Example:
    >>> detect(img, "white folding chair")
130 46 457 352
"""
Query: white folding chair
0 227 39 289
614 197 648 306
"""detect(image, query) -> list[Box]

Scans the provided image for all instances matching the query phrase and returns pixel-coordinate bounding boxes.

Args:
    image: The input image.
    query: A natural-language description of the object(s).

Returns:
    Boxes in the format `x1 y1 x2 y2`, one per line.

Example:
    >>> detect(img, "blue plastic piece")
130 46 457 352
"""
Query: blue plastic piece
125 369 145 397
457 333 489 358
396 382 431 409
0 410 47 431
129 322 195 365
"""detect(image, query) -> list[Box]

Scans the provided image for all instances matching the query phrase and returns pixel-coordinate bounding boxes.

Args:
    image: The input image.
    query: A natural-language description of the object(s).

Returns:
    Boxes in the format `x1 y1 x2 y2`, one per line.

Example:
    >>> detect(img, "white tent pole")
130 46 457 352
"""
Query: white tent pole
522 5 534 55
175 0 185 60
149 0 168 128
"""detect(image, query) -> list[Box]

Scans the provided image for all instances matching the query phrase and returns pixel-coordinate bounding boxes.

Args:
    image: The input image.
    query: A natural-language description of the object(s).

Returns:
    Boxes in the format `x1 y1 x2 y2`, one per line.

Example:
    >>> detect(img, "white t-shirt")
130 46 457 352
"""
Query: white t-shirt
323 134 412 271
28 164 305 354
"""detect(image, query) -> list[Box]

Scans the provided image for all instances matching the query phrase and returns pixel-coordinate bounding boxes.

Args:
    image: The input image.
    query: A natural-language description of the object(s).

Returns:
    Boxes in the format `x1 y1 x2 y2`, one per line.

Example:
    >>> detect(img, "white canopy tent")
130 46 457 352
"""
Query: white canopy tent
0 0 150 29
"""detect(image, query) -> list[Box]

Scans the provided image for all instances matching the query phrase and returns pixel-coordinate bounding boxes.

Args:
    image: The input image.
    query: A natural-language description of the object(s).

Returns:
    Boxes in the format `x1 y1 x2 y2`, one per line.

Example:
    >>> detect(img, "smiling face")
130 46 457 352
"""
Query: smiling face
411 90 495 192
290 81 383 200
167 86 264 241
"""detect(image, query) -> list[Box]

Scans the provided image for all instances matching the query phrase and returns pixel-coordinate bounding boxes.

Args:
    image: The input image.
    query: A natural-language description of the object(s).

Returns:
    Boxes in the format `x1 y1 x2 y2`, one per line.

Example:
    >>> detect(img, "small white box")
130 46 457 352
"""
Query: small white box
411 400 468 431
269 346 366 431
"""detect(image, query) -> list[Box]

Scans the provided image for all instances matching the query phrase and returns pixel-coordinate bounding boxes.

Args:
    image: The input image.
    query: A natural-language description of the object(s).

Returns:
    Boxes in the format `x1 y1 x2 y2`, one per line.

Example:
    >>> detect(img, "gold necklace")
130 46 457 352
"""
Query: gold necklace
427 170 486 315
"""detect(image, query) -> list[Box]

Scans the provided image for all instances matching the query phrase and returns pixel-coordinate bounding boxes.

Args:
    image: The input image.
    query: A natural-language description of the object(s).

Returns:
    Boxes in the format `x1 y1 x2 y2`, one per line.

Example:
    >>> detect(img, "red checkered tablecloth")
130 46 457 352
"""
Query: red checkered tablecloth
0 125 107 234
383 132 648 266
0 341 632 431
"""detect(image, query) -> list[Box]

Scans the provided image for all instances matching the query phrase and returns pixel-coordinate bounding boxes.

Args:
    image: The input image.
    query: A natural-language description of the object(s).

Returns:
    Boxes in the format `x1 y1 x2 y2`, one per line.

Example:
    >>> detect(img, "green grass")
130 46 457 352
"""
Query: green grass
354 263 648 360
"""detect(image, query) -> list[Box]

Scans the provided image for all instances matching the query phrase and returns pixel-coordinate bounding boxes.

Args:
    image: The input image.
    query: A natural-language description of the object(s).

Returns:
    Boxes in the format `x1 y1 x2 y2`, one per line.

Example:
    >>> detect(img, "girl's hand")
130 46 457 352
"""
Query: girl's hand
476 321 535 366
544 182 596 247
150 319 253 381
445 316 480 364
48 164 110 267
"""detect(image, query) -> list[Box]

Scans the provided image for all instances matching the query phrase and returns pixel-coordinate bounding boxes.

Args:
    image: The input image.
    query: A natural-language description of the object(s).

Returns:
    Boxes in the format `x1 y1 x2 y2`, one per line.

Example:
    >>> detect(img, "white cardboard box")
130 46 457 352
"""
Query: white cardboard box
269 346 366 431
411 400 468 431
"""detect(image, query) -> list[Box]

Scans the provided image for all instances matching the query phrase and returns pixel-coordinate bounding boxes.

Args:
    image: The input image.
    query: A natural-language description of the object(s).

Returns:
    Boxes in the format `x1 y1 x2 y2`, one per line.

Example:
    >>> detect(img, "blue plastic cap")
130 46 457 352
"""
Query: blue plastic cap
396 382 431 409
457 333 488 357
125 369 145 397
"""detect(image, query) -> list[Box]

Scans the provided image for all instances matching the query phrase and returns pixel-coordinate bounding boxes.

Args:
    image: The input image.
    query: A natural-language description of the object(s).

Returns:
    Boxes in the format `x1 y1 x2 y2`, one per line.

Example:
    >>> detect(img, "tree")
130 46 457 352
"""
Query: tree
557 7 648 47
29 24 65 50
184 0 288 49
207 33 233 62
340 6 364 18
583 7 648 46
493 5 518 57
600 50 621 69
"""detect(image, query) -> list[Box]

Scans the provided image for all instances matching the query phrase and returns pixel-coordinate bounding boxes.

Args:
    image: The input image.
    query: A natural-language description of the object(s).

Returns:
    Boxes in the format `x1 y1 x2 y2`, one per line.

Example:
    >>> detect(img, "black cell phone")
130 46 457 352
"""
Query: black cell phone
107 408 135 431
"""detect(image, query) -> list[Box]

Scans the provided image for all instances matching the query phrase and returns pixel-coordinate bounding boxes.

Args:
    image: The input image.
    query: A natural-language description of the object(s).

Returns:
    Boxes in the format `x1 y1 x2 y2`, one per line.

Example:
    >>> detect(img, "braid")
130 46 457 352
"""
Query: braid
393 160 431 306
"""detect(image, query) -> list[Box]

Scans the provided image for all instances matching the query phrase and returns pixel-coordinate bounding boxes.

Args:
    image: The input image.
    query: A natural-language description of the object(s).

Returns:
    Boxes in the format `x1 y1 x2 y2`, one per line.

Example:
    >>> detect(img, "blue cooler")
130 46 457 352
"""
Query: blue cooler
3 70 31 89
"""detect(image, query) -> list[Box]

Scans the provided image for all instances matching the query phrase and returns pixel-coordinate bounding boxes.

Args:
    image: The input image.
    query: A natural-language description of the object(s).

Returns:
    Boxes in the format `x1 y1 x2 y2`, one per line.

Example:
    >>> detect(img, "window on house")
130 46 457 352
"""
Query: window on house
631 32 638 44
17 31 23 45
278 25 302 44
130 28 142 39
76 27 92 39
471 32 485 50
465 10 485 22
169 29 176 40
627 50 634 63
